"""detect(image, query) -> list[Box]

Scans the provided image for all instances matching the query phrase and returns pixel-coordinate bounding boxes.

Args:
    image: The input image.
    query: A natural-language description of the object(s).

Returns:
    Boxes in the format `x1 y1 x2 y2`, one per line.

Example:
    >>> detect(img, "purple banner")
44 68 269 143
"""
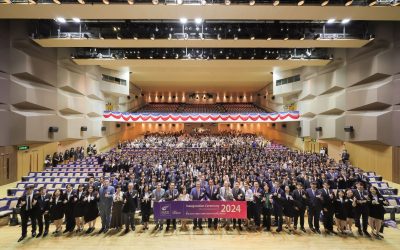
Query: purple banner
153 201 247 219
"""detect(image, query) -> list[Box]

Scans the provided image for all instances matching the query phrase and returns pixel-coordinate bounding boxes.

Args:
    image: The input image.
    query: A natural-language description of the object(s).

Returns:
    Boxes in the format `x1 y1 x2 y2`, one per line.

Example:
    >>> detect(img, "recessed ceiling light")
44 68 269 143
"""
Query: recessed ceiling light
56 17 66 23
327 18 335 24
127 0 134 4
53 0 61 4
180 17 188 24
72 18 81 23
297 0 304 5
341 18 351 24
195 18 203 24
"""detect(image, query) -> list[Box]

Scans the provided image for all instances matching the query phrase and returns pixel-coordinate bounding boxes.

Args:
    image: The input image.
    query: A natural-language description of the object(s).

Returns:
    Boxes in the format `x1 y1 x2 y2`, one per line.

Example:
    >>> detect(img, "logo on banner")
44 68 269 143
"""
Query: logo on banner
160 204 171 215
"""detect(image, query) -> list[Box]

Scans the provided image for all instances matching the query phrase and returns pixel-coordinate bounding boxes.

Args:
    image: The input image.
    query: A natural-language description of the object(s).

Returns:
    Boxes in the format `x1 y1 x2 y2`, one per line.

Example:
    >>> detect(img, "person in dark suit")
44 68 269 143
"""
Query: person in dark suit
232 181 245 230
334 190 347 234
122 182 138 233
140 184 152 230
320 181 336 234
345 189 357 234
353 181 371 237
292 182 307 232
282 185 298 233
164 182 179 231
261 183 272 232
49 188 65 235
251 181 263 230
63 184 76 233
368 186 388 239
83 185 99 234
306 181 322 234
34 187 51 238
73 184 86 233
190 181 206 230
271 181 284 233
206 179 220 229
17 186 37 242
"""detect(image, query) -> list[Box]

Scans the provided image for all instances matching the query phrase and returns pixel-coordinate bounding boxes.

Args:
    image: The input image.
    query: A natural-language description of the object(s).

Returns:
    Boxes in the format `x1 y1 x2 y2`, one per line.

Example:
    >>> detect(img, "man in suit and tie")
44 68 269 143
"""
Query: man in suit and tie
17 185 37 242
152 182 165 230
271 181 284 232
320 181 336 234
252 181 263 230
34 187 51 237
219 180 233 229
306 181 322 234
98 179 115 233
122 182 139 233
63 184 76 233
164 182 179 231
206 179 220 229
190 181 206 230
292 182 307 232
353 181 371 237
232 181 245 230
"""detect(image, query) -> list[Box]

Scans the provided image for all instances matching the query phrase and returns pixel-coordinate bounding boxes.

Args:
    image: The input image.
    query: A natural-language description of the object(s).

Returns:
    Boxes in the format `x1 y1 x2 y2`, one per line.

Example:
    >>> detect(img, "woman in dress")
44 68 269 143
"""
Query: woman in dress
368 186 388 239
334 190 347 234
110 185 124 230
140 184 152 230
74 184 86 233
345 189 357 233
178 186 190 230
84 185 99 234
49 188 65 235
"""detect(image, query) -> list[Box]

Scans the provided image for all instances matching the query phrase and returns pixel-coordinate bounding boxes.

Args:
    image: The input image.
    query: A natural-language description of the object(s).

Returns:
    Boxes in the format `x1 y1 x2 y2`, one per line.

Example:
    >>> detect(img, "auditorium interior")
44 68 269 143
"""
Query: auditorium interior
0 1 400 250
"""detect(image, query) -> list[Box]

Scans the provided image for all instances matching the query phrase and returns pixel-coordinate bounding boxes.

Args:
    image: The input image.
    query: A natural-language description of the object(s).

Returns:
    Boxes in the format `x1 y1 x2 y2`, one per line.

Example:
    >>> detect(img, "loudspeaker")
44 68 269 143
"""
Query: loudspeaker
48 127 59 133
257 93 261 97
296 127 302 132
127 123 131 127
172 124 176 127
344 126 354 132
158 124 162 127
271 123 276 127
240 124 244 127
101 126 107 131
282 123 287 128
80 126 87 132
271 95 275 100
116 124 121 128
315 127 322 132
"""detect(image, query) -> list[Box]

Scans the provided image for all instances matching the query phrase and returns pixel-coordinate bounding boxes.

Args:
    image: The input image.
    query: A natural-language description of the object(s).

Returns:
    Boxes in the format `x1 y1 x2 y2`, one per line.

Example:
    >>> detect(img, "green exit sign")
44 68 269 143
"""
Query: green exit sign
17 145 30 150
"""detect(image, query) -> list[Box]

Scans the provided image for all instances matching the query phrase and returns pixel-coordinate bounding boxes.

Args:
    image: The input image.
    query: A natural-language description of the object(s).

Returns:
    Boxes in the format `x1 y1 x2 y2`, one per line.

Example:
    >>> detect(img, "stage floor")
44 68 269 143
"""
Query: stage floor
1 223 400 250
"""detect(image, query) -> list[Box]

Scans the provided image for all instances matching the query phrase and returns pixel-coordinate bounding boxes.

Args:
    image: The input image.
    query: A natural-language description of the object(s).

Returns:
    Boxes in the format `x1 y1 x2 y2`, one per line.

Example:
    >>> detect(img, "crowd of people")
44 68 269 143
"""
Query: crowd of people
17 132 389 242
45 144 98 168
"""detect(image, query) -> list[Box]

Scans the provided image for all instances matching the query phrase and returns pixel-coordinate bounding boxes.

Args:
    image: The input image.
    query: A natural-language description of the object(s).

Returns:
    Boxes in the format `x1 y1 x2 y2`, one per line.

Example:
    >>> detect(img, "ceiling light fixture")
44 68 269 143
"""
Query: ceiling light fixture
77 0 85 3
28 0 36 4
341 18 351 24
180 17 188 24
177 0 183 4
327 18 335 24
344 0 352 6
225 0 230 5
320 0 329 6
249 0 255 5
53 0 61 4
368 0 376 6
56 17 66 23
392 0 399 6
201 0 206 5
127 0 134 4
195 18 203 24
152 0 159 4
297 0 304 5
72 17 81 23
102 0 109 4
273 0 279 6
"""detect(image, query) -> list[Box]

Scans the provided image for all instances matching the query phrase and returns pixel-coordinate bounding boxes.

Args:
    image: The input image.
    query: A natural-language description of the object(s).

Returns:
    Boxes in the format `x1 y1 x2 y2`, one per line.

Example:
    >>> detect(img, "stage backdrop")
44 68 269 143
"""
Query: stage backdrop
153 201 247 219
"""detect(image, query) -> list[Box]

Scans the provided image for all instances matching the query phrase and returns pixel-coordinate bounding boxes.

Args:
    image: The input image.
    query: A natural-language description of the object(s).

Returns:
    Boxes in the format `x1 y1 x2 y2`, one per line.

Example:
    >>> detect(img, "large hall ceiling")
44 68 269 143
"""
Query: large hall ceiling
73 59 330 92
0 5 399 20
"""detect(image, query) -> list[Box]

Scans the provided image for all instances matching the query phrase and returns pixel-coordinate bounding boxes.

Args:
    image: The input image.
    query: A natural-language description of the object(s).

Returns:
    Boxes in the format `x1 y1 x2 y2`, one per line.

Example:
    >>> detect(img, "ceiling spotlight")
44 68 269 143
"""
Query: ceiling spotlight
127 0 134 4
102 0 109 4
177 0 183 4
168 33 172 40
320 0 329 6
392 0 399 6
201 0 206 5
284 34 289 40
225 0 230 5
55 17 66 23
341 18 351 24
249 0 255 5
368 0 376 5
327 18 335 24
28 0 37 4
217 34 221 40
250 35 255 40
297 0 304 5
195 18 203 24
344 0 352 6
369 34 375 40
4 0 11 3
273 0 279 6
72 17 81 23
180 17 188 24
117 35 121 40
53 0 61 4
77 0 85 3
234 34 238 40
152 0 158 4
150 34 155 40
133 34 138 40
314 33 321 40
267 35 272 40
299 34 305 40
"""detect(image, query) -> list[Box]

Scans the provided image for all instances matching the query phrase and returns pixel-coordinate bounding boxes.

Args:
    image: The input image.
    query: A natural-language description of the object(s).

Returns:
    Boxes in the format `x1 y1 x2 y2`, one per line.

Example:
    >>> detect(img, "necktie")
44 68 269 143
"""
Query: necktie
27 196 31 211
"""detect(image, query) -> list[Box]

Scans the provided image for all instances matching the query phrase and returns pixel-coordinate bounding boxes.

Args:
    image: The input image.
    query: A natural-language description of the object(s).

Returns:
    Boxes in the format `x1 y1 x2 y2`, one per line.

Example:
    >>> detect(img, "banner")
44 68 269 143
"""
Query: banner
153 201 247 219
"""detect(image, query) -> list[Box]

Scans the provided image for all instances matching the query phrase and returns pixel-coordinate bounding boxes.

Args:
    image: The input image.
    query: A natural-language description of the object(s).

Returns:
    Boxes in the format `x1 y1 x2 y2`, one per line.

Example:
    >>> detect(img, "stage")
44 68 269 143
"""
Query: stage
1 223 400 250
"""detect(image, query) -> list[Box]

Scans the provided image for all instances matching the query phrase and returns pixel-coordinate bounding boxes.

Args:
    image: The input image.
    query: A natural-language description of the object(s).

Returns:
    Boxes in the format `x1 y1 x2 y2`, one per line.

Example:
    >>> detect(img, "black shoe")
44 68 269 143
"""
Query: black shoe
208 224 212 228
377 234 384 239
131 226 135 231
294 226 297 230
193 226 197 230
154 224 159 230
63 229 69 234
310 228 316 233
32 232 37 237
159 225 163 231
98 228 104 234
43 231 48 237
358 229 363 236
301 228 306 233
36 233 42 238
363 231 371 237
238 226 243 231
316 229 321 234
199 225 203 230
276 228 282 233
214 224 218 230
103 228 109 234
85 228 91 234
263 228 269 232
124 229 130 234
18 236 26 242
331 230 338 235
233 224 236 229
173 225 176 230
165 226 170 231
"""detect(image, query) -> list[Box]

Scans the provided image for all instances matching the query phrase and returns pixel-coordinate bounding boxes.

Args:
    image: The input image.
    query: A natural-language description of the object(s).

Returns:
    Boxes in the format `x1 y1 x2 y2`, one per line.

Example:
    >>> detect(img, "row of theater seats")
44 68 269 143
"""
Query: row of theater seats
137 103 267 113
0 156 106 218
